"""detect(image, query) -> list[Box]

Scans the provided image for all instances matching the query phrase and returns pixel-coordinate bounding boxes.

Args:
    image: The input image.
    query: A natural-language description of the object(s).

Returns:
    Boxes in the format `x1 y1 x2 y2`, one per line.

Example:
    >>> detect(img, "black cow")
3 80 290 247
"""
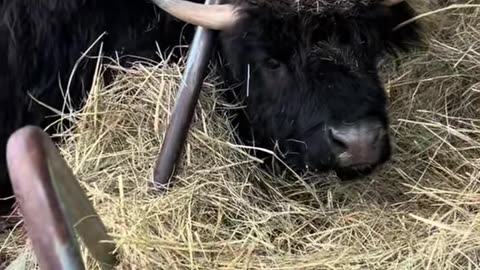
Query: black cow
0 0 420 211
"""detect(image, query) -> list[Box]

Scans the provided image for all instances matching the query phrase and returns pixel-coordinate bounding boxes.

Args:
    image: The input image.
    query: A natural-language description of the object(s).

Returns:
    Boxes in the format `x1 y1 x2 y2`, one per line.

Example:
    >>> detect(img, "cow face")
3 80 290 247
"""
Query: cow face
152 0 421 180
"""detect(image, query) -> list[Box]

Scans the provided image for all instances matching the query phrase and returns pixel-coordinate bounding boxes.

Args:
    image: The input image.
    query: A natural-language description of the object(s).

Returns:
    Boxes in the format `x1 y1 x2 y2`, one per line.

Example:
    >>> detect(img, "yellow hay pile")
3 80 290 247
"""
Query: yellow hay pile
1 1 480 269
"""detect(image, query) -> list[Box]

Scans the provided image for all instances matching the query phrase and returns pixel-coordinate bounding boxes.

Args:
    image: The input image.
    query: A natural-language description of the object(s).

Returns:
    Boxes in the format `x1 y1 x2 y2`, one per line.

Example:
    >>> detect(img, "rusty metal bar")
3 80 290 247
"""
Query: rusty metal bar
152 0 222 190
6 126 118 270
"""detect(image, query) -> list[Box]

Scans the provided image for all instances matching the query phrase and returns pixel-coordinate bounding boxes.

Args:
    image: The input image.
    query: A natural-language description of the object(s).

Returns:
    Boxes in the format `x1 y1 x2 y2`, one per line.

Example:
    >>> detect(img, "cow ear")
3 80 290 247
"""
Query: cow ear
381 1 423 54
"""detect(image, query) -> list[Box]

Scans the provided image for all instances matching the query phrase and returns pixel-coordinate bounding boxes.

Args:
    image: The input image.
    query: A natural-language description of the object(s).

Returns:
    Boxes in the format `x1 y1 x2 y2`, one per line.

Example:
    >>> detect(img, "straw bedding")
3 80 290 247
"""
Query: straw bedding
1 1 480 269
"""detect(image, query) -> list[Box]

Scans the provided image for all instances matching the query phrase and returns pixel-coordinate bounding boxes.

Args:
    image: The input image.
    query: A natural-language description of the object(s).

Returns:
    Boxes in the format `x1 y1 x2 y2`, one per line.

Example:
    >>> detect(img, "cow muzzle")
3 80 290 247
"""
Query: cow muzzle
327 119 391 179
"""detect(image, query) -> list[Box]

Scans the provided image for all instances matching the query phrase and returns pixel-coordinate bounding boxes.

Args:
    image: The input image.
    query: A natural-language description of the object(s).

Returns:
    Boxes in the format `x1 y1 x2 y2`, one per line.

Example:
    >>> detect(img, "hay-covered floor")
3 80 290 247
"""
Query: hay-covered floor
2 1 480 269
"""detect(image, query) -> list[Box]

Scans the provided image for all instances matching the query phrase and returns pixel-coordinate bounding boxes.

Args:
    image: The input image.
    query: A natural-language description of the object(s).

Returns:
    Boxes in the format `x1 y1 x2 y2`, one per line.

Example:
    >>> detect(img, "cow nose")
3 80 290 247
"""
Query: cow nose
328 120 385 167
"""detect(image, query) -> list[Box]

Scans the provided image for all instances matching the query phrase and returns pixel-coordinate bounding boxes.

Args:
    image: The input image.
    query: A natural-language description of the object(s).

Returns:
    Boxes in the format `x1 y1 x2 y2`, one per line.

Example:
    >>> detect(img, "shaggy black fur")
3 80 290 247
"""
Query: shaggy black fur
0 0 201 212
220 0 420 177
0 0 420 213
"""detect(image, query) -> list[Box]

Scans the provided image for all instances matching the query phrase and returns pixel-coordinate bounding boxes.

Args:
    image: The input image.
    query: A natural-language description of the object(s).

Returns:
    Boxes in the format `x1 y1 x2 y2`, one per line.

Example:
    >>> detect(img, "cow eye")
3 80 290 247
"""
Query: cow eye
264 57 281 69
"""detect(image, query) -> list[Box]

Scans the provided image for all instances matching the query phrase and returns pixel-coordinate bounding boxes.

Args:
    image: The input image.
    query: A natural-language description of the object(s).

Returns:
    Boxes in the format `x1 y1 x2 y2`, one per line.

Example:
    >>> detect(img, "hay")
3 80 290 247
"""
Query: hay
2 1 480 269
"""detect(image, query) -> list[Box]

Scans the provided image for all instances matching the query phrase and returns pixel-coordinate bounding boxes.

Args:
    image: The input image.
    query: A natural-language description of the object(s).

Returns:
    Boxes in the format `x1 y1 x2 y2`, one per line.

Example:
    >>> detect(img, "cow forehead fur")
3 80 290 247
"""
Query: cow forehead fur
235 0 387 14
222 0 419 62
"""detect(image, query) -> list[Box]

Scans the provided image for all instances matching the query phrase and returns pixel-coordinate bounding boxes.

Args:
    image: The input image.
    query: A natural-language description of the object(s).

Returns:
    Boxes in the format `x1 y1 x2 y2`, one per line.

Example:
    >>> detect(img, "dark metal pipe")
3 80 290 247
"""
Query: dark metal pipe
153 0 222 190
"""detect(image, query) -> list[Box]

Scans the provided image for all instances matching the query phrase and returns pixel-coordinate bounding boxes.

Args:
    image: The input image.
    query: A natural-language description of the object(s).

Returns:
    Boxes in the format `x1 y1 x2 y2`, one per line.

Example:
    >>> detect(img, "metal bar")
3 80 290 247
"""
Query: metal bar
6 126 118 270
152 0 222 190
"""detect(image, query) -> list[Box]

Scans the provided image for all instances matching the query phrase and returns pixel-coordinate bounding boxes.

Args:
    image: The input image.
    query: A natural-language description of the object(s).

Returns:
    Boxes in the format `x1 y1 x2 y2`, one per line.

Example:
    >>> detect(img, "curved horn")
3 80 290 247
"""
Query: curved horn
151 0 239 30
382 0 405 6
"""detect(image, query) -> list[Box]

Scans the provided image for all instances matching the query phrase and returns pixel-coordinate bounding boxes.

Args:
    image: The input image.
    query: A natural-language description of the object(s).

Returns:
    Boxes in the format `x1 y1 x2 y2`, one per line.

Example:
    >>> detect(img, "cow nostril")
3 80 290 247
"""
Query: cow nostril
372 128 382 144
328 128 348 151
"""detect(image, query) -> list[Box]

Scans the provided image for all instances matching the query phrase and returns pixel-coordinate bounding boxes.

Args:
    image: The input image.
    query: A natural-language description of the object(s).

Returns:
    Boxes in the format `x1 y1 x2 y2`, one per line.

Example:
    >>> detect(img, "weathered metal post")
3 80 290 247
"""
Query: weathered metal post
152 0 222 190
6 126 118 270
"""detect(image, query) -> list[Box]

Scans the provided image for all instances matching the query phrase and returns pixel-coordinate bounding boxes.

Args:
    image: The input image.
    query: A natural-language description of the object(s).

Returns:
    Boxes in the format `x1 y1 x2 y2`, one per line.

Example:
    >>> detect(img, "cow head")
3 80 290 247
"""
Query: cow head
152 0 421 180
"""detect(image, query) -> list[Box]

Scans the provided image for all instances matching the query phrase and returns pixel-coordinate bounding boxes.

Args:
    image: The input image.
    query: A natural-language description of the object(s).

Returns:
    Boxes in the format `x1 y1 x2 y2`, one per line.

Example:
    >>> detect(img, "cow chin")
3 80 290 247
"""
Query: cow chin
334 164 377 181
292 159 387 181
